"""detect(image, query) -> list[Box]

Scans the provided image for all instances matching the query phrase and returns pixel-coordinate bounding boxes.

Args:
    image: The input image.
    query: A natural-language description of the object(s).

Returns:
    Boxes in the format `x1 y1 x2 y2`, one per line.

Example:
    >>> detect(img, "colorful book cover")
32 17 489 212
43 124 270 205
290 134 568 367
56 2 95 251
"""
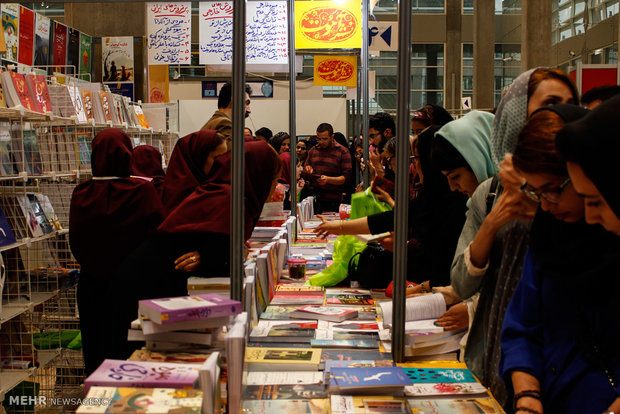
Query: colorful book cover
27 193 53 234
52 21 67 71
9 71 35 111
270 293 324 306
0 204 17 247
275 285 324 294
324 360 394 376
405 381 488 396
0 126 14 175
243 384 327 400
325 293 374 306
66 27 80 74
77 386 203 413
1 4 19 62
320 349 390 364
102 36 134 82
133 105 149 128
138 294 241 325
98 90 112 122
17 6 34 66
245 347 322 371
83 359 201 394
79 32 92 80
22 130 42 175
242 399 326 414
250 320 317 343
311 339 379 349
403 367 477 384
25 74 51 114
330 367 412 389
78 134 91 165
331 395 411 414
407 397 502 413
33 13 50 66
81 89 93 120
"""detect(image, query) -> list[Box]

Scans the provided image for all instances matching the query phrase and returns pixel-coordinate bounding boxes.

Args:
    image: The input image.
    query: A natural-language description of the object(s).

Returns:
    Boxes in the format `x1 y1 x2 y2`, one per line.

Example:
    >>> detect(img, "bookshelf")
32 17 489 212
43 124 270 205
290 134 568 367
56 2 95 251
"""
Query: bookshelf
0 101 178 411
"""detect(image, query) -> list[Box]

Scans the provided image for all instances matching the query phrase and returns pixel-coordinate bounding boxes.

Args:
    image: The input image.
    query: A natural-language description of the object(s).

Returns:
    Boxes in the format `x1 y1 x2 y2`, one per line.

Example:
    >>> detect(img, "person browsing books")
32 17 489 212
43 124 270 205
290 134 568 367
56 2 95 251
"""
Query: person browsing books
131 145 165 199
501 99 620 414
162 130 228 214
302 123 352 213
69 128 165 375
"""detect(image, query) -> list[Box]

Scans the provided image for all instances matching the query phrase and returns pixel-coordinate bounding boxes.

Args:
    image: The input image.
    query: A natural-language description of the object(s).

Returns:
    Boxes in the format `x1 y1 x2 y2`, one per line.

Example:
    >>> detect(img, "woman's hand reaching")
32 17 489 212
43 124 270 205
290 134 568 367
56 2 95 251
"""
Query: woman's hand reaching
174 251 201 272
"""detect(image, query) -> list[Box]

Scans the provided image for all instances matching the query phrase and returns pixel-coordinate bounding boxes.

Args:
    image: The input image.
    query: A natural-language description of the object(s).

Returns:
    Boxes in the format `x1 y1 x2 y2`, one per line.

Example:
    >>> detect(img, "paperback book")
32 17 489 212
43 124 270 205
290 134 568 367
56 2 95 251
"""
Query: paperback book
289 305 358 322
330 367 412 395
245 347 322 371
249 320 317 343
77 386 203 413
138 294 241 325
331 395 411 414
84 359 201 393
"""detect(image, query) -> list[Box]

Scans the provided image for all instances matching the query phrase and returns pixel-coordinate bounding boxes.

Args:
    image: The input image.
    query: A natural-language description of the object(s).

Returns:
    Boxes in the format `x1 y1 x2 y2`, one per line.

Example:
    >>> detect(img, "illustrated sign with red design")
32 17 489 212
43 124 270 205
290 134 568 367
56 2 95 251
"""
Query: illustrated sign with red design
295 1 361 49
314 55 357 87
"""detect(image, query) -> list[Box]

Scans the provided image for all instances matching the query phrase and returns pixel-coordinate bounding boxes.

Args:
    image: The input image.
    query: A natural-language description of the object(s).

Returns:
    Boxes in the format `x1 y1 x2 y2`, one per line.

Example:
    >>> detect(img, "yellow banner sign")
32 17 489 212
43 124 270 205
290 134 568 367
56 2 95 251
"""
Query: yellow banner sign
148 65 169 103
314 55 357 87
295 0 362 49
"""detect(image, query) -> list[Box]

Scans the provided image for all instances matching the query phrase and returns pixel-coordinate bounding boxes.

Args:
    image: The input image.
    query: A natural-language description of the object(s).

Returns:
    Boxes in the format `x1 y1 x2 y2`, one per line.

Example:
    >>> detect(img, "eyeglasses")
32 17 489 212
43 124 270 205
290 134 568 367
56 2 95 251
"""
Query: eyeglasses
520 178 571 203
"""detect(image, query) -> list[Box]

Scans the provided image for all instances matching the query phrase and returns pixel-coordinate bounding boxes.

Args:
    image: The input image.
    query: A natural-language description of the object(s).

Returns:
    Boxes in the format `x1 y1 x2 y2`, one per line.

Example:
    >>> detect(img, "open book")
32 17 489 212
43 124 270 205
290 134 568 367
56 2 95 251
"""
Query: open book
379 293 446 327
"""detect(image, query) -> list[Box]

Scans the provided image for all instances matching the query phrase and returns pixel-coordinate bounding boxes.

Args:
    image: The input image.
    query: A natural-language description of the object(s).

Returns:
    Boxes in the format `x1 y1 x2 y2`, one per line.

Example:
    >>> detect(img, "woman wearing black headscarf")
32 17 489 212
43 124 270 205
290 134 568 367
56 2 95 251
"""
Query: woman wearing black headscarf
131 145 165 198
69 129 165 374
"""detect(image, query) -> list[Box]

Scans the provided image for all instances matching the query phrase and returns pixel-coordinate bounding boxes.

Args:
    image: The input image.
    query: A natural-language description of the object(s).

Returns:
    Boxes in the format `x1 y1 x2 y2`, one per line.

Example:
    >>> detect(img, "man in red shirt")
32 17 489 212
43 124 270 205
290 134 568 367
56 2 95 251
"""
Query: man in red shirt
303 123 352 213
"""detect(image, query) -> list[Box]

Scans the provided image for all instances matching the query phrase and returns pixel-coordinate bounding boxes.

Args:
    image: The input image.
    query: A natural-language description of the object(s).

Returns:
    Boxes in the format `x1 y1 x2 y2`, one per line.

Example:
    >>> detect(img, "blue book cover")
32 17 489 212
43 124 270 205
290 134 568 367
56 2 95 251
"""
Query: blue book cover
330 367 411 388
0 204 17 247
403 367 477 383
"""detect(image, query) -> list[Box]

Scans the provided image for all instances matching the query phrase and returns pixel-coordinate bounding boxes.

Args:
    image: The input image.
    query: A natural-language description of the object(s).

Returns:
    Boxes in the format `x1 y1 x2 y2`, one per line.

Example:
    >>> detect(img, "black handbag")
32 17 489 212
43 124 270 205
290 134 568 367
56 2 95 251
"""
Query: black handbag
347 242 393 289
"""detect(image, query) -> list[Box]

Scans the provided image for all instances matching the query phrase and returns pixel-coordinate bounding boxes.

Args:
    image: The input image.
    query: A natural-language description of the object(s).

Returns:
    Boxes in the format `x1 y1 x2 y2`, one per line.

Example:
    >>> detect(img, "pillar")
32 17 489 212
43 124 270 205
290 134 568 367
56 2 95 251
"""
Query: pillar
521 0 552 71
445 0 462 112
473 0 495 109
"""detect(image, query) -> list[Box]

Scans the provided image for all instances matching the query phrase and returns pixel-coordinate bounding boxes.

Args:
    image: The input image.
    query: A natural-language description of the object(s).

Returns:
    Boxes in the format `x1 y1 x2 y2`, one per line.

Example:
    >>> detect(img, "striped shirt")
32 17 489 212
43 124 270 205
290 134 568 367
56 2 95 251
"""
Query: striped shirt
305 141 352 202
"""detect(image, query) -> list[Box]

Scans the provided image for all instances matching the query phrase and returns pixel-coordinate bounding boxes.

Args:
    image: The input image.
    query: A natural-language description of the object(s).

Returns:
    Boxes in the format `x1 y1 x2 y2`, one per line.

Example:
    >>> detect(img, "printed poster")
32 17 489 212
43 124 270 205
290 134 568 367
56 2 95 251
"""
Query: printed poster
147 2 191 65
148 65 169 103
1 3 19 62
199 1 288 67
33 13 50 66
79 32 92 80
52 21 67 71
295 0 362 49
102 36 134 82
66 27 80 74
313 55 357 87
17 6 34 66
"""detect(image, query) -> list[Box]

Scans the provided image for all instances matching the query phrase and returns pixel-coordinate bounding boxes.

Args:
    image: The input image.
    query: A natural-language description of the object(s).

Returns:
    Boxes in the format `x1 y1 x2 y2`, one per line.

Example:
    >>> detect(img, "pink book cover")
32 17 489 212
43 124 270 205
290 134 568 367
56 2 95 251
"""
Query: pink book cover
84 359 200 394
10 72 35 111
138 294 241 325
17 6 34 66
25 74 51 113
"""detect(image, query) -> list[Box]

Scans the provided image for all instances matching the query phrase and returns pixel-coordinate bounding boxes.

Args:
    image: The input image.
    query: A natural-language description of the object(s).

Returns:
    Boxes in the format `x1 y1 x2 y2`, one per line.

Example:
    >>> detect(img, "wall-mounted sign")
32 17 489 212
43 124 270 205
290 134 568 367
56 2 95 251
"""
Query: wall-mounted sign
295 0 362 50
314 55 357 87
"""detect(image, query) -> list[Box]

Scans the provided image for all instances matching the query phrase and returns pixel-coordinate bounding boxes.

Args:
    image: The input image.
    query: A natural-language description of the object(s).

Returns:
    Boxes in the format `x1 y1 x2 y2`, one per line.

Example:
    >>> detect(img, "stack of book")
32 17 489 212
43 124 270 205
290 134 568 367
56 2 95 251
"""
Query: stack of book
128 294 241 353
378 293 465 359
329 366 412 395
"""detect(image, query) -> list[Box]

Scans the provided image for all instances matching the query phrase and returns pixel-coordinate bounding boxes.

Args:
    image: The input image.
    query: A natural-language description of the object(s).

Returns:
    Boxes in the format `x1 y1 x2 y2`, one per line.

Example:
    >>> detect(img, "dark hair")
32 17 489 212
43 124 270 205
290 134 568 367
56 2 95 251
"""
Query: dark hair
316 123 333 136
245 127 253 136
270 132 290 153
384 137 396 156
528 68 579 105
297 139 308 149
306 135 318 150
580 85 620 106
412 105 454 127
333 132 347 148
255 127 273 141
431 135 471 172
217 82 253 109
369 112 396 136
513 110 568 177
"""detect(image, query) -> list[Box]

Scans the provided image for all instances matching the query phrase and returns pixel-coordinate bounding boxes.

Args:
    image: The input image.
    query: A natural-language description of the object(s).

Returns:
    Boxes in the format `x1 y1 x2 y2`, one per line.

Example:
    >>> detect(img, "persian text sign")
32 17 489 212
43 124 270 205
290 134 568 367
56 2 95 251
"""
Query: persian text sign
295 0 362 49
199 1 288 66
147 2 191 65
314 55 357 87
